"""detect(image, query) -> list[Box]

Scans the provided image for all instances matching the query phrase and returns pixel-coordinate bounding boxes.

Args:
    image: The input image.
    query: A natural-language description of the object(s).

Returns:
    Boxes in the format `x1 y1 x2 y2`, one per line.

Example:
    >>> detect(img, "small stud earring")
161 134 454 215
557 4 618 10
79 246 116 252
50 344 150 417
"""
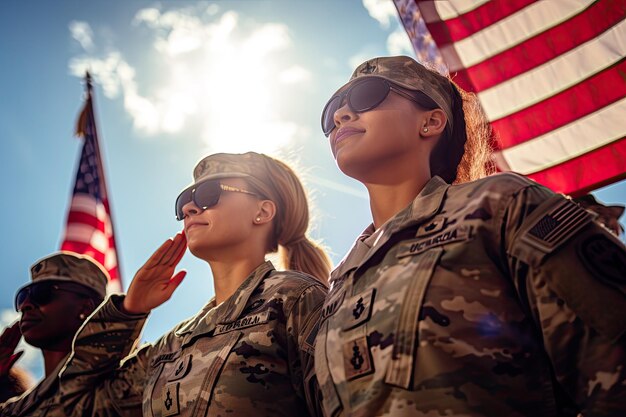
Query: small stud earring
255 217 261 223
423 127 429 133
79 313 86 320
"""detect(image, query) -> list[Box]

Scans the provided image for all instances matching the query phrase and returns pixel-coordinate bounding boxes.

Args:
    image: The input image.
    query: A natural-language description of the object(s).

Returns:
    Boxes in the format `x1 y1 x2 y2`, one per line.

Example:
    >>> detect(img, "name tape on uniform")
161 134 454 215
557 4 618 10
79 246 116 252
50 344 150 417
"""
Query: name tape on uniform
214 310 270 336
397 225 472 258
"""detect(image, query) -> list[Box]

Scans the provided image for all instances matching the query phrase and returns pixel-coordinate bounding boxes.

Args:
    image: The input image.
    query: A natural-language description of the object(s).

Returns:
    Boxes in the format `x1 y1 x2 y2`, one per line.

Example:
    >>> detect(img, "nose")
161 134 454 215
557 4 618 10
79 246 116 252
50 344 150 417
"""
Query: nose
333 99 358 132
18 296 35 312
182 200 201 219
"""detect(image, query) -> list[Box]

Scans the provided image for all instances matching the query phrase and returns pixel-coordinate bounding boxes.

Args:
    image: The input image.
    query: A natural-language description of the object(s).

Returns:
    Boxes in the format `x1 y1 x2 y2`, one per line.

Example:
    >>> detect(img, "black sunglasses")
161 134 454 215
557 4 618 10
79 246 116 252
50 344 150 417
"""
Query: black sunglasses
15 281 96 312
321 76 422 137
175 179 260 221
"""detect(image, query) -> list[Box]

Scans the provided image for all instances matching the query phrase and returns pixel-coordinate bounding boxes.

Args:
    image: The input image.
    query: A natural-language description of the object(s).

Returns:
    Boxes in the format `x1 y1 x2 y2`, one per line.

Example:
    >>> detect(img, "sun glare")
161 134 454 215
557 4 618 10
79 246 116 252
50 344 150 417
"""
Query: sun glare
70 7 304 155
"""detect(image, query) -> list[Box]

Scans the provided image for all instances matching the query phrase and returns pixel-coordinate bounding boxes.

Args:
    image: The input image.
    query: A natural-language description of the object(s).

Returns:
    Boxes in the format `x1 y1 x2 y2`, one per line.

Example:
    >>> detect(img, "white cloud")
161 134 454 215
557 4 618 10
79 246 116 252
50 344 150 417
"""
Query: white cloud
69 21 95 51
362 0 398 29
279 66 311 84
133 7 160 26
68 5 310 153
1 310 43 381
386 26 413 56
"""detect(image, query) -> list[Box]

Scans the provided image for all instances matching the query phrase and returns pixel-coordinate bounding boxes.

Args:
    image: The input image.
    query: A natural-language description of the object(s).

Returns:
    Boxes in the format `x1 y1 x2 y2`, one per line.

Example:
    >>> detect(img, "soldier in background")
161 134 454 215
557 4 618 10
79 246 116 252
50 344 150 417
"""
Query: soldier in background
314 55 626 417
59 152 330 417
0 252 107 416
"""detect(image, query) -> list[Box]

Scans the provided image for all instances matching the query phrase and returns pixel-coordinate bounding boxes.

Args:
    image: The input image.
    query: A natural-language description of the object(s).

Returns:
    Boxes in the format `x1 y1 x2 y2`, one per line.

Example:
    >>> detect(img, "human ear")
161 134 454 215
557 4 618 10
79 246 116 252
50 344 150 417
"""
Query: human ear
254 200 276 224
78 299 96 320
420 109 447 137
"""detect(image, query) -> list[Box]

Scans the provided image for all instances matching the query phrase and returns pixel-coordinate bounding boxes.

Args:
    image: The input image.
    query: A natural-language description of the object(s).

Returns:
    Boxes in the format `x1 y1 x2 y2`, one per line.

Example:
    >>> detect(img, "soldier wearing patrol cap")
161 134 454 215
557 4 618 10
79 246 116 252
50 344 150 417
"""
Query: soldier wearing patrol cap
315 55 626 416
58 152 330 416
0 251 107 416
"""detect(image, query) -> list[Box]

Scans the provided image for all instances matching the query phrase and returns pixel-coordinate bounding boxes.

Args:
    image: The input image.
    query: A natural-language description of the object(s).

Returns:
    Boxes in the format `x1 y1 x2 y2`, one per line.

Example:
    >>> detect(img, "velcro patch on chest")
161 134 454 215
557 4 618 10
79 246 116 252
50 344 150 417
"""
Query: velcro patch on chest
343 288 376 331
214 310 270 336
167 354 193 382
343 335 374 381
162 381 180 416
520 197 592 253
397 225 471 257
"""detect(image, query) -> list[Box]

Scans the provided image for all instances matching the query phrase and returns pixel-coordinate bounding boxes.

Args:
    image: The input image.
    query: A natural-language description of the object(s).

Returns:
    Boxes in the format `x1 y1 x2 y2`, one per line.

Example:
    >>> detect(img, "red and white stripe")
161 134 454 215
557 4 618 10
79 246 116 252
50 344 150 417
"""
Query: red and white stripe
395 0 626 195
61 196 122 293
60 88 123 294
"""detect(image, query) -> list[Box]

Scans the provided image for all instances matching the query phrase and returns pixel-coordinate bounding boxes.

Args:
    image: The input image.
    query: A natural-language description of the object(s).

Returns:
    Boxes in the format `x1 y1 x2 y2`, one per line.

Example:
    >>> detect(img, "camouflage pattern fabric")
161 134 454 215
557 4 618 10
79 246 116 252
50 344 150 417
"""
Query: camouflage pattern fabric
59 261 326 417
0 359 67 417
315 173 626 417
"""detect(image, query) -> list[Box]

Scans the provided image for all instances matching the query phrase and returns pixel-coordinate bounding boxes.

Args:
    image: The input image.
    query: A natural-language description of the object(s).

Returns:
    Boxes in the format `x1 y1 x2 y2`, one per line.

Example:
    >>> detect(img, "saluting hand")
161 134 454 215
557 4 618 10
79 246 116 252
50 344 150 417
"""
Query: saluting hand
0 321 23 378
123 232 188 314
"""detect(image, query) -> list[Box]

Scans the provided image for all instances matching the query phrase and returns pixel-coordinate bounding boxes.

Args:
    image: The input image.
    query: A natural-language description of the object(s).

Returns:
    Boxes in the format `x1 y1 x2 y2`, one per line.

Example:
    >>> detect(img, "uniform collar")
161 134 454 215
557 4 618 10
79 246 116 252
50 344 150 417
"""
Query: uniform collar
331 176 449 280
177 261 274 345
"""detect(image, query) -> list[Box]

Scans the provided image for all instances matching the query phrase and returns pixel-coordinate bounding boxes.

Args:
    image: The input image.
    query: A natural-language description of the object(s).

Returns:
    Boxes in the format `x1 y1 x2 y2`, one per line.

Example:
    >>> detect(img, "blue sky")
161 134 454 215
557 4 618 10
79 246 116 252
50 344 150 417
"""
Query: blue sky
1 0 624 380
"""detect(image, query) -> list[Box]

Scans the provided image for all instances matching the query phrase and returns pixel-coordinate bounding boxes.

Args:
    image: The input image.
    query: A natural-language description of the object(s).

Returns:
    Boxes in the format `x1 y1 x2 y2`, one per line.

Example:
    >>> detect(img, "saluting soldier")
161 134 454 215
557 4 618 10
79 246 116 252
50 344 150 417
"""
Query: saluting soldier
59 152 330 417
0 252 107 416
314 55 626 417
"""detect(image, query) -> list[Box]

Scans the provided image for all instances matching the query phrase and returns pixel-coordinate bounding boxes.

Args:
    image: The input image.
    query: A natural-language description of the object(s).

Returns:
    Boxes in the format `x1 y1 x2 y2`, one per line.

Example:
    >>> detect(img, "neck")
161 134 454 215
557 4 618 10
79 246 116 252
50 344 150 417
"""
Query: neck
208 254 265 304
41 349 69 377
365 176 431 228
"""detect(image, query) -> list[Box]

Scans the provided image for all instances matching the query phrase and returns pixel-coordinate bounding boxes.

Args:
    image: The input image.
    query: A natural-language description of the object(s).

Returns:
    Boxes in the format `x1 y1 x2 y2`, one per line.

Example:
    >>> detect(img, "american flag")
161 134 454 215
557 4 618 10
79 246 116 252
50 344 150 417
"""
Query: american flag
60 74 123 293
393 0 626 196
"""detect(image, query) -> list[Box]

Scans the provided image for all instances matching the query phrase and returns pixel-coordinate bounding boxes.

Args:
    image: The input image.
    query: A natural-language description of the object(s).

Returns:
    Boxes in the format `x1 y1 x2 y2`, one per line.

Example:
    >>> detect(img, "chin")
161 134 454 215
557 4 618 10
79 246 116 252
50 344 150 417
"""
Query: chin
187 241 214 261
335 153 371 183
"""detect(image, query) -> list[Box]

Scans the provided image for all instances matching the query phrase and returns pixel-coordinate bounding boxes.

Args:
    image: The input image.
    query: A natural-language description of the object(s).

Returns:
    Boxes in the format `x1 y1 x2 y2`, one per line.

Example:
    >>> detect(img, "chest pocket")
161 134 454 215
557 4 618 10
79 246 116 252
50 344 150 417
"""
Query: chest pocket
158 331 242 417
385 247 443 389
145 351 181 417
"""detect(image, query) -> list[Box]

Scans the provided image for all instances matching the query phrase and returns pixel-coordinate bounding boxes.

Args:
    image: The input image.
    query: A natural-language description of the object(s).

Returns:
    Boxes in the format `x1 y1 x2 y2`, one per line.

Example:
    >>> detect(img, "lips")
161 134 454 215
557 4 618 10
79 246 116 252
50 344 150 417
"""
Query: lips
185 221 208 233
20 316 42 332
333 127 364 147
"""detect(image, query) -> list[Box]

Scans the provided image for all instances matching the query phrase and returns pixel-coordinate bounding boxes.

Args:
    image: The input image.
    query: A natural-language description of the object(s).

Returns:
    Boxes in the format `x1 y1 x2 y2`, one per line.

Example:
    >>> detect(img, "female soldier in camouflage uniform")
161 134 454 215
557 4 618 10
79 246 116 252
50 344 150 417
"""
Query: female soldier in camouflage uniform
59 152 330 417
314 55 626 417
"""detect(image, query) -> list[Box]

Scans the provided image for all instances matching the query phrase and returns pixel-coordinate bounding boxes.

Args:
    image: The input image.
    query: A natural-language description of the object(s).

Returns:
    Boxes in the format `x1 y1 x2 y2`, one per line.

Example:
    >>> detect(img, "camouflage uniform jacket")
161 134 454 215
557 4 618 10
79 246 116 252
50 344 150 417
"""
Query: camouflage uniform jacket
0 358 67 417
315 173 626 417
59 261 327 417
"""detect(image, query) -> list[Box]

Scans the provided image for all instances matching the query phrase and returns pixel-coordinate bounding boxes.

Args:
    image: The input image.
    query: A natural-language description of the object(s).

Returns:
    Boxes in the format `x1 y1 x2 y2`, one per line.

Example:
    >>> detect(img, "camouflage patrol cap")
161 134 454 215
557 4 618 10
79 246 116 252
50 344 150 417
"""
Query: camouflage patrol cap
193 152 272 185
28 251 108 298
344 55 454 130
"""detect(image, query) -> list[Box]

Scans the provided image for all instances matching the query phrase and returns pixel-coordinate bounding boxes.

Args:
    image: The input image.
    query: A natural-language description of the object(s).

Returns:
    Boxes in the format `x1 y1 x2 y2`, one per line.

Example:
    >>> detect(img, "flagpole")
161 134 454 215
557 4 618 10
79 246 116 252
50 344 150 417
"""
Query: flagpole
83 72 125 291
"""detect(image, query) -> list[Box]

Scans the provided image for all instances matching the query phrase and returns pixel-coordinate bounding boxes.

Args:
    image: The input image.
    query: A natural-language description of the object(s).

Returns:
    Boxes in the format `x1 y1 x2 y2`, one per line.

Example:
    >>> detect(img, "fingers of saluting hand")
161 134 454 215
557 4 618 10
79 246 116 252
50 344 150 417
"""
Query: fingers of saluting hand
0 350 23 376
0 322 22 352
162 232 187 267
164 270 187 297
7 351 24 368
144 232 187 269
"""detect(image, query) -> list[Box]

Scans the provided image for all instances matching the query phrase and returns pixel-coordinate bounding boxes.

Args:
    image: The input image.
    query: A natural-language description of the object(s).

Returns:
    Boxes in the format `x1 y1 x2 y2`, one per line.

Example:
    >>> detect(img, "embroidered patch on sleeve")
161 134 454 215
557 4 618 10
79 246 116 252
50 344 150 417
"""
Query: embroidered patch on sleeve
521 197 592 253
578 235 626 286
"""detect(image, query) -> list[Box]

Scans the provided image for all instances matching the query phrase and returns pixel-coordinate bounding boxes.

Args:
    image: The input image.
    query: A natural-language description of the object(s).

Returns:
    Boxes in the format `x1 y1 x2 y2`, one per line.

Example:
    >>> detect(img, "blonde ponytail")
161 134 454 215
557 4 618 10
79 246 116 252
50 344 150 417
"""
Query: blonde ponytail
246 155 332 283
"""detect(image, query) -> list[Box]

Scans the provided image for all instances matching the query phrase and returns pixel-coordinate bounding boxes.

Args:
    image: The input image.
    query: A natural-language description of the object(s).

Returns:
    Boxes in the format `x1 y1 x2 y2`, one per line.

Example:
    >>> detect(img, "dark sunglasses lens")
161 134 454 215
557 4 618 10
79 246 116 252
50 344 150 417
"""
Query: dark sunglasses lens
349 78 389 112
15 283 53 311
175 187 193 221
194 180 222 210
322 95 342 136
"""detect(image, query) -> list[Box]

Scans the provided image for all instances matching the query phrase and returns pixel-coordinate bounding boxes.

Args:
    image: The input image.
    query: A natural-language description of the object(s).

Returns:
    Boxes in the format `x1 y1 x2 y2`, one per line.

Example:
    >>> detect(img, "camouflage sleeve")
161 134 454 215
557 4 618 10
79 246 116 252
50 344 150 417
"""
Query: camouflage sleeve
59 294 151 417
286 283 327 417
503 184 626 416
